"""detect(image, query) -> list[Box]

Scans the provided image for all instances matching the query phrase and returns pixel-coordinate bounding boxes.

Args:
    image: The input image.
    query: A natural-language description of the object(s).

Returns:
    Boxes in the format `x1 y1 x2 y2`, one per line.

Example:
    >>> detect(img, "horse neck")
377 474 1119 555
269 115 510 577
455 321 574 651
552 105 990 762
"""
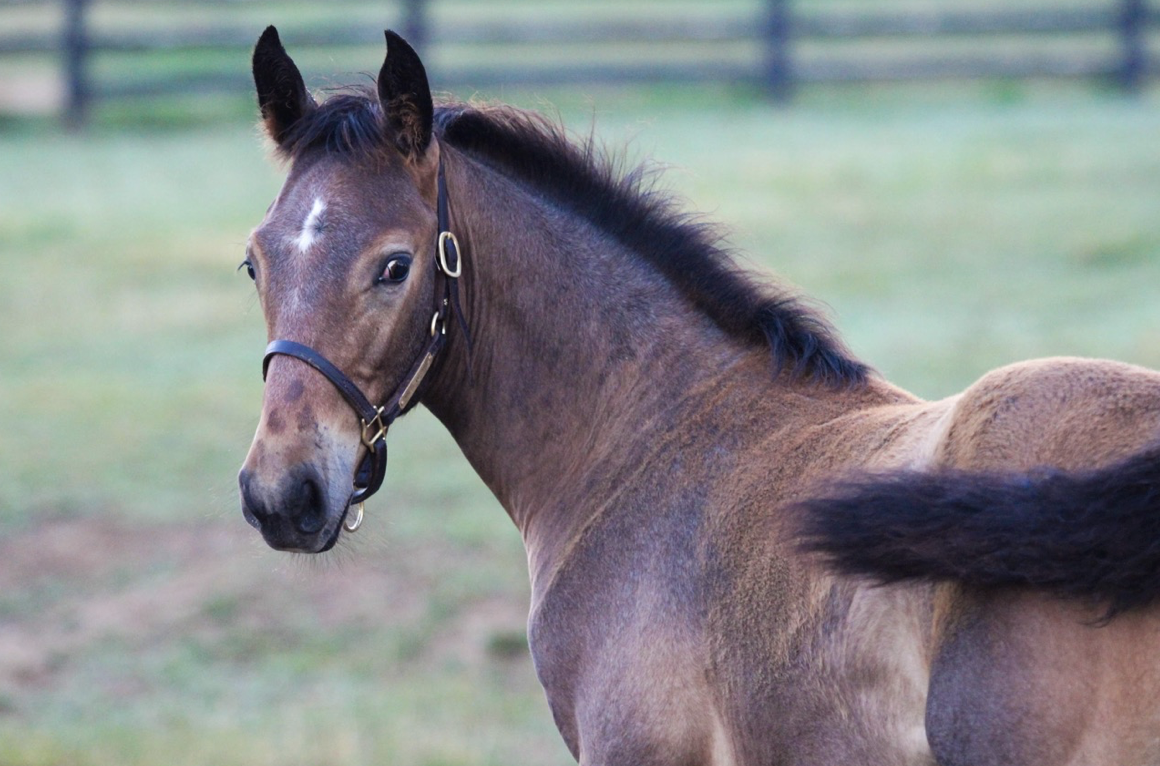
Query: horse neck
421 149 849 579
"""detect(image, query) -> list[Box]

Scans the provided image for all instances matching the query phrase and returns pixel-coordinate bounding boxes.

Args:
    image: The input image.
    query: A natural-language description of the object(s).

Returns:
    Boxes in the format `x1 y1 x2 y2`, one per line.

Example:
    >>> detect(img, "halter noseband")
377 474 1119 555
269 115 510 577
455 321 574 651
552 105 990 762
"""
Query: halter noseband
260 157 466 533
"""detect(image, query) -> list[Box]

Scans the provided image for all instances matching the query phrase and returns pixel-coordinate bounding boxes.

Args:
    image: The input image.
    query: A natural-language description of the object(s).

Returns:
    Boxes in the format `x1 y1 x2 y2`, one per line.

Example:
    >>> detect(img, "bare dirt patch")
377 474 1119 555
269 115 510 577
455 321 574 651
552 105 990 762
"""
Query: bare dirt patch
0 515 529 693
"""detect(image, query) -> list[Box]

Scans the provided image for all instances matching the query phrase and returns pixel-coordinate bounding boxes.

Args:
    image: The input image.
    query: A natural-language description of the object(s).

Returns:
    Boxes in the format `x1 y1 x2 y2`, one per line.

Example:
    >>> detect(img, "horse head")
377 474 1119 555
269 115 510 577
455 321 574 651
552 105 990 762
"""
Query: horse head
238 27 452 552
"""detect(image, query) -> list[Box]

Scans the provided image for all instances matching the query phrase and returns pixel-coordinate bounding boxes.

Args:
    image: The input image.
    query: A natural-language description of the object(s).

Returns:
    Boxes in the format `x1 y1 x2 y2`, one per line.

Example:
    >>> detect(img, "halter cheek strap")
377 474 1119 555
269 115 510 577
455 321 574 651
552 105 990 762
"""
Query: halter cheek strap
260 156 467 531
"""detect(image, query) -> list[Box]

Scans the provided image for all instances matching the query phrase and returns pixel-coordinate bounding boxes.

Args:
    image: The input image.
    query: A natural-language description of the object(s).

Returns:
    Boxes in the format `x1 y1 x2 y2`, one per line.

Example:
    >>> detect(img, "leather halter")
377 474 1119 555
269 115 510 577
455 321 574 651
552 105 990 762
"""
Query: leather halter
261 157 466 531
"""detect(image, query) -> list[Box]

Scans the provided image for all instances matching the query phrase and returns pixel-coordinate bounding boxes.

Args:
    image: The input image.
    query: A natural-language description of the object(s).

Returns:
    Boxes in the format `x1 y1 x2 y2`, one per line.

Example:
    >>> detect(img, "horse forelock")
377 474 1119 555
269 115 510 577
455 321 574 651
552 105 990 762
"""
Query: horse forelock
274 88 389 162
276 89 871 388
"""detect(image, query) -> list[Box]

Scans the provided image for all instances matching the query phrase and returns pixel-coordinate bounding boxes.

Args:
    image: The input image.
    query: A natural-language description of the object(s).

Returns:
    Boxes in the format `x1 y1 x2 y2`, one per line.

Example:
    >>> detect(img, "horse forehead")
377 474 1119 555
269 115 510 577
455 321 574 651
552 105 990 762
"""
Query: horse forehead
263 159 424 244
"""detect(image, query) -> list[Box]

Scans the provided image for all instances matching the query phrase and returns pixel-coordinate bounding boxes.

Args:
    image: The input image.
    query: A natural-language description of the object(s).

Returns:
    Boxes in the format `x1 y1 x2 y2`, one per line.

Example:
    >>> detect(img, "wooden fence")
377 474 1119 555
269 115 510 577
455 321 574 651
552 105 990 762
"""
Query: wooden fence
0 0 1155 128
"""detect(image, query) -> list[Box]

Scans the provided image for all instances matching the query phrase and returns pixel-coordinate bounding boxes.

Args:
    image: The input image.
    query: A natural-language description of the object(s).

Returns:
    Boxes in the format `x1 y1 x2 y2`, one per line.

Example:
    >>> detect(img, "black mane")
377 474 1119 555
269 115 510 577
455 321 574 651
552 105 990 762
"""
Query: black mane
280 91 871 387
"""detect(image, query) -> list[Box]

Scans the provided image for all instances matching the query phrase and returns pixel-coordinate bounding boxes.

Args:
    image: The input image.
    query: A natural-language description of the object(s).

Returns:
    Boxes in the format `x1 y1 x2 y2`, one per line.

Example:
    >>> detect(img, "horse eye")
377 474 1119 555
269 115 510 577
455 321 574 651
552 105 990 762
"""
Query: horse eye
239 260 256 281
380 255 412 284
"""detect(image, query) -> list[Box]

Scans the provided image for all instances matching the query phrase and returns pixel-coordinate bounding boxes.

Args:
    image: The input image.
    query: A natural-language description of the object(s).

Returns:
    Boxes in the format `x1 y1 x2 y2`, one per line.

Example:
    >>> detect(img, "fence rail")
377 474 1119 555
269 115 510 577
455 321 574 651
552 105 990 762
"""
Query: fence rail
0 0 1153 127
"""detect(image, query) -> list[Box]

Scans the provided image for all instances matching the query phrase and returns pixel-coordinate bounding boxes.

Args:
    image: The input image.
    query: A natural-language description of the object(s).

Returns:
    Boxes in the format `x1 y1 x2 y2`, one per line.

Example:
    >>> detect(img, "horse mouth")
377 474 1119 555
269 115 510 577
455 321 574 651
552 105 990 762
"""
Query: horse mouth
241 499 348 554
316 518 344 553
302 500 362 553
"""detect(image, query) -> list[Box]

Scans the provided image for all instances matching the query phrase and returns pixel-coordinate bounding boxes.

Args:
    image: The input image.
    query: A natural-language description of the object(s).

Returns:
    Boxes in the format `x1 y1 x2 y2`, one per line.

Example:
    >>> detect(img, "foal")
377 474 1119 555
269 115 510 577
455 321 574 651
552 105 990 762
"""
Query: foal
239 27 1160 766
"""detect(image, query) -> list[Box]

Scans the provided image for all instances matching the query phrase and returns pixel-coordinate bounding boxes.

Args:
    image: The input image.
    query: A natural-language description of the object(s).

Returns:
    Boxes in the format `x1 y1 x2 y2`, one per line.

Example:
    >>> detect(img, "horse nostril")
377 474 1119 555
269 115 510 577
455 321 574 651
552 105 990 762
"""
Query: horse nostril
239 469 269 528
294 474 326 534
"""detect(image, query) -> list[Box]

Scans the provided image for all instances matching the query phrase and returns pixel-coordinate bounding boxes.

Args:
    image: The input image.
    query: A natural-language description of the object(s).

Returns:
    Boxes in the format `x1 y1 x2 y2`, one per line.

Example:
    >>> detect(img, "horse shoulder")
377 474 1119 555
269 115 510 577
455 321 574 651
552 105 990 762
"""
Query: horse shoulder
935 356 1160 471
524 478 741 765
683 384 954 764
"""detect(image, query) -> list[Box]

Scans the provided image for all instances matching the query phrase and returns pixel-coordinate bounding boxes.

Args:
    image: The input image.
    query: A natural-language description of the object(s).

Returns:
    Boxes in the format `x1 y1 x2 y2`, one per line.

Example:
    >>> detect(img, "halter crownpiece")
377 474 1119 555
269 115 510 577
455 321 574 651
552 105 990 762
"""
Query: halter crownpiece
261 156 466 533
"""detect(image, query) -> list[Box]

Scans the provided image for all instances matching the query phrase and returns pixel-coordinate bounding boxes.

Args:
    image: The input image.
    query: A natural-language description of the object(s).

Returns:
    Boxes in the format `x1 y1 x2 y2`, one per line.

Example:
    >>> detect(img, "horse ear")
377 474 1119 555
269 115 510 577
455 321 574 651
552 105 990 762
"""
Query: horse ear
252 26 316 148
378 30 434 159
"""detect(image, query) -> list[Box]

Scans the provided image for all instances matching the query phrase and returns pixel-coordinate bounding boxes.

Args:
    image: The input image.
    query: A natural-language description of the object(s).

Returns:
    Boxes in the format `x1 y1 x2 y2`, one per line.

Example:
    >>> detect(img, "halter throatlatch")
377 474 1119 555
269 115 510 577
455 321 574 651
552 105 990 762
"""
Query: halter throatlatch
261 157 467 533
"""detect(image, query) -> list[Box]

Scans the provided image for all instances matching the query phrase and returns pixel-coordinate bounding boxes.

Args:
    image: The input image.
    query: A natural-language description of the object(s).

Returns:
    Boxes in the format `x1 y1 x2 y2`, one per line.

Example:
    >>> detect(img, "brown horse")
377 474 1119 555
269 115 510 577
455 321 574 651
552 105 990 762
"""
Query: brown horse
238 27 1160 766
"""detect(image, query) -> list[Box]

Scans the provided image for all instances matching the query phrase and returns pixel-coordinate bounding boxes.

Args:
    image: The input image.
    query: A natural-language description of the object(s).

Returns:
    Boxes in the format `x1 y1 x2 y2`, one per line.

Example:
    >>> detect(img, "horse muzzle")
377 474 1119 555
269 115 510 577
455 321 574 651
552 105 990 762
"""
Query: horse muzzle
239 462 352 553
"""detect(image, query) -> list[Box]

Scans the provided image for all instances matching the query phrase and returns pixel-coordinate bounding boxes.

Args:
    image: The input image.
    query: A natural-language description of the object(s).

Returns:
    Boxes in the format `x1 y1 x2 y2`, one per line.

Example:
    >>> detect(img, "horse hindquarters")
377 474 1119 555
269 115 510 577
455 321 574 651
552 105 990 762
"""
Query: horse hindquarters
793 448 1160 764
925 589 1160 766
791 370 1160 765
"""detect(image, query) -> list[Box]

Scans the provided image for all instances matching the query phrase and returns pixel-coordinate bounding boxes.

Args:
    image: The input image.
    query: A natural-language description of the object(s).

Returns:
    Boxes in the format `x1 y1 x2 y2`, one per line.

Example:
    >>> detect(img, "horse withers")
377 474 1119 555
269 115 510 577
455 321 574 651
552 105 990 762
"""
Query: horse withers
238 27 1160 766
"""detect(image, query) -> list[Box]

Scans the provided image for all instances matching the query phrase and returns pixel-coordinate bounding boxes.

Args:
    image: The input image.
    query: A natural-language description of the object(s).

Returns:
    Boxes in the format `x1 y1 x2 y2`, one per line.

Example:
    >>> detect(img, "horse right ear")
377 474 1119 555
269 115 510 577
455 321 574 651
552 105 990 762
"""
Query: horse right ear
252 26 316 148
378 30 434 160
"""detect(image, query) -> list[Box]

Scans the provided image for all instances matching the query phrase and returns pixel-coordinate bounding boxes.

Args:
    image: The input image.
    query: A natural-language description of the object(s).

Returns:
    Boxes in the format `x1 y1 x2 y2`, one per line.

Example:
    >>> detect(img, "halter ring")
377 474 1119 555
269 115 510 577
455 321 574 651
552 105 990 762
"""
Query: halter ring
437 231 462 278
344 502 365 532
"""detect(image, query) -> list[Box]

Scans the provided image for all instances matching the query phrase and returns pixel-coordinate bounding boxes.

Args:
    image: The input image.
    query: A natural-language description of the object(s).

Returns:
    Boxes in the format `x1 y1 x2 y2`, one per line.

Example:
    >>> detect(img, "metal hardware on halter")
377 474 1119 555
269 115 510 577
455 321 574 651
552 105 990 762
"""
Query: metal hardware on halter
344 502 365 532
437 231 462 277
361 406 387 449
398 348 438 411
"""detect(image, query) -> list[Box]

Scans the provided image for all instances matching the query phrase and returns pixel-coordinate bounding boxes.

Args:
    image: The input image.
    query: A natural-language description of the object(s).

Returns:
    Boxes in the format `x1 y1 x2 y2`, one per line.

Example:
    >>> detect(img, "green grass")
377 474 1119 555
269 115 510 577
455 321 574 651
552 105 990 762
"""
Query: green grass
1 81 1159 765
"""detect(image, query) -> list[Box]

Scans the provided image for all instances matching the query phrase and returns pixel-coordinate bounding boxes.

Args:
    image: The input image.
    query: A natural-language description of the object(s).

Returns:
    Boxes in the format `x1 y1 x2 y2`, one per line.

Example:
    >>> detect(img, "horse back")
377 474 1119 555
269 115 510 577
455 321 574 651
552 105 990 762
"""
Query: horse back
935 355 1160 472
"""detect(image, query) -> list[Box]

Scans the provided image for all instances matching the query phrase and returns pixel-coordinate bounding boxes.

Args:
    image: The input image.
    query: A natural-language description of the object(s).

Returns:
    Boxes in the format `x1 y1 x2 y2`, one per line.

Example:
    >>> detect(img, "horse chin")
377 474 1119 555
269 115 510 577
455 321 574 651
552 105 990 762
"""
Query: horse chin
250 506 346 554
299 501 354 554
316 520 343 553
286 508 348 553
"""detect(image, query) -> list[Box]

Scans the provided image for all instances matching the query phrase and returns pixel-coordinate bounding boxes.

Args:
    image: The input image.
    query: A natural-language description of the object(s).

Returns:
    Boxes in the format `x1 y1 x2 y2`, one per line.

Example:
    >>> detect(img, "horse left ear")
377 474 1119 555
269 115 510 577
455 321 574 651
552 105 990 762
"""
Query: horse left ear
252 26 316 148
378 30 434 159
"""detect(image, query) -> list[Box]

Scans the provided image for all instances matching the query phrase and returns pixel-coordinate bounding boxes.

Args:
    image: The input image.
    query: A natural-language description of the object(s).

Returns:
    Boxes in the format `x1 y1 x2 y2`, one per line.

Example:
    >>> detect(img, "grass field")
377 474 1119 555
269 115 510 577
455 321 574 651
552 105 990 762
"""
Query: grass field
2 78 1160 765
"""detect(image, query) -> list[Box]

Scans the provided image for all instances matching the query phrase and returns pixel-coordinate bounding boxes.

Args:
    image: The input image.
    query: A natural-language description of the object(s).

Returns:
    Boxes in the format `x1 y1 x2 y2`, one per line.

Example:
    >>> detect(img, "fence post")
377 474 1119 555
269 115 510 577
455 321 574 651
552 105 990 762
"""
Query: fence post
1118 0 1147 92
63 0 90 129
763 0 794 102
401 0 429 52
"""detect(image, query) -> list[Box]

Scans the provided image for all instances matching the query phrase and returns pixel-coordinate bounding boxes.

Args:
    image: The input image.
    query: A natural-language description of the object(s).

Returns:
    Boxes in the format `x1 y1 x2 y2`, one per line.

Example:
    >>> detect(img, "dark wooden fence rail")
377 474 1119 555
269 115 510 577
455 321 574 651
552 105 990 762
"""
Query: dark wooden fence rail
0 0 1153 127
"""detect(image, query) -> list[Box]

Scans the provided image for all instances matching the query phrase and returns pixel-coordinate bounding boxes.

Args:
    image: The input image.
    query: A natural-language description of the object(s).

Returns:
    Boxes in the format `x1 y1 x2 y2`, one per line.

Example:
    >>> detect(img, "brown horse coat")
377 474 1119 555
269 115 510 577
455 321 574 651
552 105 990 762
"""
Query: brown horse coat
239 28 1160 766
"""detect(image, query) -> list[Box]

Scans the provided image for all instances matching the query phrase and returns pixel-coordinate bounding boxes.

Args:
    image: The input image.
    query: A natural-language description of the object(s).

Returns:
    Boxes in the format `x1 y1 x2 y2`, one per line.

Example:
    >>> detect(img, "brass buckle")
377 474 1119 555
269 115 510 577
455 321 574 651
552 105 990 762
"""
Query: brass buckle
360 406 387 448
437 231 462 278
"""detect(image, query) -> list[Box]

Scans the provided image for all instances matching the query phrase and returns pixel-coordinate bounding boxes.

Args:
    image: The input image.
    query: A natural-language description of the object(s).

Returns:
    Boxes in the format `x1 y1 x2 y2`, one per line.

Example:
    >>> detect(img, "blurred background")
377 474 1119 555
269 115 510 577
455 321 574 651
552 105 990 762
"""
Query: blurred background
1 1 1159 764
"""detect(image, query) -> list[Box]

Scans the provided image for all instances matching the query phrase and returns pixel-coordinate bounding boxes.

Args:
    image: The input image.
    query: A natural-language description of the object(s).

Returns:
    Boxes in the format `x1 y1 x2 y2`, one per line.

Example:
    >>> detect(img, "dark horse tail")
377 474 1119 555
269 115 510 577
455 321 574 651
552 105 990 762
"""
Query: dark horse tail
795 444 1160 615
